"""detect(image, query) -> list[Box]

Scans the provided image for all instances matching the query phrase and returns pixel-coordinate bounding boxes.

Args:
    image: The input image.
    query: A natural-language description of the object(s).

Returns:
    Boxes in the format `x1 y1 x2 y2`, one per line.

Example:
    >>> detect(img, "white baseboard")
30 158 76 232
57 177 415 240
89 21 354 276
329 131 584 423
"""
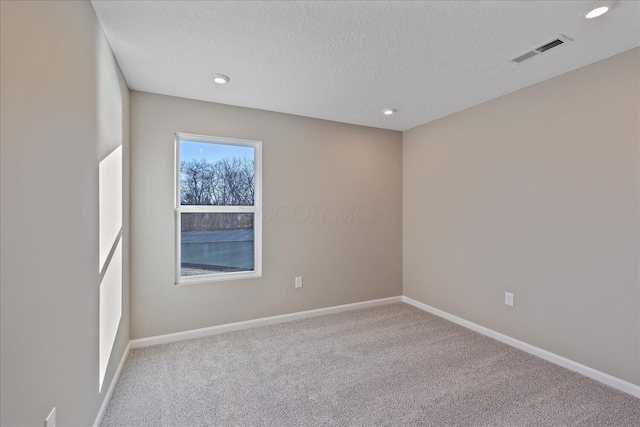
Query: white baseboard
402 296 640 399
94 341 131 427
130 296 402 349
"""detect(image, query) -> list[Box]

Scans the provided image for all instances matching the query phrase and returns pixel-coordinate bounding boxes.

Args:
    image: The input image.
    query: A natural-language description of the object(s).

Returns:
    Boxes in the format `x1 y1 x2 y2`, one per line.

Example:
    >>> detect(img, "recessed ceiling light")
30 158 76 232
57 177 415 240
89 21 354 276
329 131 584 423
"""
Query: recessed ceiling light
586 6 609 19
212 74 230 84
382 108 396 115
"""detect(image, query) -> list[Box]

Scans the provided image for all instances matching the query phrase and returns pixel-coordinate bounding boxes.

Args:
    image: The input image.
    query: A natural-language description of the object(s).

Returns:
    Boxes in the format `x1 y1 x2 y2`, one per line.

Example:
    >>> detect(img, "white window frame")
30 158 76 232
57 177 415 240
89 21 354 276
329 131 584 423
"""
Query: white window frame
175 132 262 285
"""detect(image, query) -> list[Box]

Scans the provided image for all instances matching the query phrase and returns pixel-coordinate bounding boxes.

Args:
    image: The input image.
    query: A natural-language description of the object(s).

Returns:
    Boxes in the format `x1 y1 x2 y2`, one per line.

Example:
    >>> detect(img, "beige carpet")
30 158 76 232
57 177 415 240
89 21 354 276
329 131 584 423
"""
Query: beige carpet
101 303 640 426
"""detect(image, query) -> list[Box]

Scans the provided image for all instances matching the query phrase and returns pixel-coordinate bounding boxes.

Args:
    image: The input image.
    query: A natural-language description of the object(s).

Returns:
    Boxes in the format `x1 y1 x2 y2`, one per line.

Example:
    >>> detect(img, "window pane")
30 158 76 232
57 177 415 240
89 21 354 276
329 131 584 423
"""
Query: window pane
180 140 255 206
181 212 254 277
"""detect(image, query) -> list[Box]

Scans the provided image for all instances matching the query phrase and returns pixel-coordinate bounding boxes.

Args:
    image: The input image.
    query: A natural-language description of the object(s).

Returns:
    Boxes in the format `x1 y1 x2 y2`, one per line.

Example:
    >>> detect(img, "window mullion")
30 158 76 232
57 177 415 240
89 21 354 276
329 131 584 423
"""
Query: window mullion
179 205 256 213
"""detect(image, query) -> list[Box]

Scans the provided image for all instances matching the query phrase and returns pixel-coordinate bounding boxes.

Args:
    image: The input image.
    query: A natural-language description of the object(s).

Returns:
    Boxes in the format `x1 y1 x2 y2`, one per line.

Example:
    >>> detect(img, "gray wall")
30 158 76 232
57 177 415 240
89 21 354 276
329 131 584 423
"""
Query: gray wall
0 1 130 425
403 47 640 385
130 91 402 339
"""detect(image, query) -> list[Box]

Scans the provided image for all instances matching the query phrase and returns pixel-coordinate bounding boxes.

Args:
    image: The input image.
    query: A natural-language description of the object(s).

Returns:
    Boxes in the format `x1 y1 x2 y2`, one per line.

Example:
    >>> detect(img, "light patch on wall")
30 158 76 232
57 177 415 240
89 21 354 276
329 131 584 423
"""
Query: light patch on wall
99 236 122 391
98 144 123 391
95 21 126 393
99 145 122 272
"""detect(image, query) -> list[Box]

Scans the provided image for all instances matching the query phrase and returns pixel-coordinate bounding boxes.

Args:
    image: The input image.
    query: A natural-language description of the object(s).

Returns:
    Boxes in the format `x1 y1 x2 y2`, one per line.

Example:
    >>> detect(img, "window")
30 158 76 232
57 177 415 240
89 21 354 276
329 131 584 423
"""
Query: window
175 133 261 284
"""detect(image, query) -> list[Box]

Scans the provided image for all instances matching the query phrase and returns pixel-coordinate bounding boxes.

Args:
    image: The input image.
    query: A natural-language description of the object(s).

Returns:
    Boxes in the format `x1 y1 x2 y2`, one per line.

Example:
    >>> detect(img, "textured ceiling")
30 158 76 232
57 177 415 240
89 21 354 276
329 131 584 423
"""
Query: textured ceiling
91 1 640 131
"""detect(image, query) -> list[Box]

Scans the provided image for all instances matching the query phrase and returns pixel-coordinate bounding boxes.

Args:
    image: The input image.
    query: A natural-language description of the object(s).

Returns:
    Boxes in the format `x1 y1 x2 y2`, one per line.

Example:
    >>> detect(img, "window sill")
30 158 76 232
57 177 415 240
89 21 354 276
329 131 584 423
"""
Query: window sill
176 270 262 285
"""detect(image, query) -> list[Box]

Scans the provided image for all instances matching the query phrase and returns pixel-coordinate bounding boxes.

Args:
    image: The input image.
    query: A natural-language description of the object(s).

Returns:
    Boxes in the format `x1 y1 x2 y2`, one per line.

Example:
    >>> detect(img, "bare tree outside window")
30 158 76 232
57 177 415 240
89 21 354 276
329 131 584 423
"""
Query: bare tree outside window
180 157 255 206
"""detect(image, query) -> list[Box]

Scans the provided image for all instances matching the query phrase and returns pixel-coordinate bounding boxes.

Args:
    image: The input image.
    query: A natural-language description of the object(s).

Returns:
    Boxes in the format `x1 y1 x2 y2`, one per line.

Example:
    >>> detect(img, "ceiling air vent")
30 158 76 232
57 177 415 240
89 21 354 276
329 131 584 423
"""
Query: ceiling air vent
510 35 572 64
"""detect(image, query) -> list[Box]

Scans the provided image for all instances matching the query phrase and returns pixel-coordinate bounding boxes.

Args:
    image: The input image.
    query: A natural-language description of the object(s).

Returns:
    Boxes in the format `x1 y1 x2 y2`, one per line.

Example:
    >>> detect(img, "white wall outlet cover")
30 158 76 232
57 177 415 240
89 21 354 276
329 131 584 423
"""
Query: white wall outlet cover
295 276 303 288
45 407 56 427
505 292 514 307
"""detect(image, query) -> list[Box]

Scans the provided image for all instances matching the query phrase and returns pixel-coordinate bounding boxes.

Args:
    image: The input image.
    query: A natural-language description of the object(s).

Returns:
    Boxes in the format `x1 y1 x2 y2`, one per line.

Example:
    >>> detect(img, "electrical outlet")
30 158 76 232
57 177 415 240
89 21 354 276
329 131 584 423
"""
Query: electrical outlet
295 276 303 289
45 407 56 427
505 292 514 307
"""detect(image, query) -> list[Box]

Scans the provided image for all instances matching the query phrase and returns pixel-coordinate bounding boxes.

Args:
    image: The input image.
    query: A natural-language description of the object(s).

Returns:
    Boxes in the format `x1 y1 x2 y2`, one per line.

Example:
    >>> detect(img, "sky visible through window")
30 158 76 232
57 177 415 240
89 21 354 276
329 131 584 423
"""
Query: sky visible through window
180 140 254 163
